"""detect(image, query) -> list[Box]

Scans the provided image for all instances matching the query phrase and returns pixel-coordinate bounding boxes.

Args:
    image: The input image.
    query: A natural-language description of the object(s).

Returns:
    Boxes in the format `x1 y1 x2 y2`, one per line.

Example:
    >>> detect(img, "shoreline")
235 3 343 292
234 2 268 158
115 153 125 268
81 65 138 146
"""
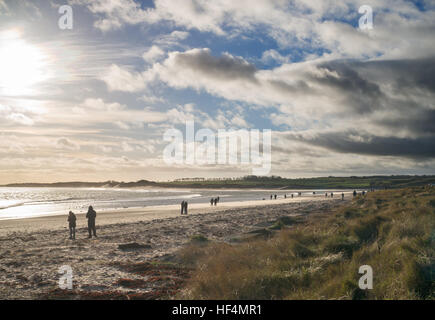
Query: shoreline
0 194 346 236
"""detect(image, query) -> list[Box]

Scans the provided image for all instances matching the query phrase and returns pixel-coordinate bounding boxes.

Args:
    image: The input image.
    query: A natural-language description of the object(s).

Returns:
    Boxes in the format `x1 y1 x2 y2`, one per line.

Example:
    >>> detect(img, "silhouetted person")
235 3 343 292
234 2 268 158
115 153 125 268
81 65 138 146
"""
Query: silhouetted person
86 206 97 238
331 192 334 198
68 211 76 240
353 190 357 197
342 193 344 201
184 201 188 215
210 198 214 206
284 194 287 199
181 201 185 215
270 195 273 200
291 194 294 198
274 194 277 199
325 192 328 197
214 198 217 206
217 197 220 203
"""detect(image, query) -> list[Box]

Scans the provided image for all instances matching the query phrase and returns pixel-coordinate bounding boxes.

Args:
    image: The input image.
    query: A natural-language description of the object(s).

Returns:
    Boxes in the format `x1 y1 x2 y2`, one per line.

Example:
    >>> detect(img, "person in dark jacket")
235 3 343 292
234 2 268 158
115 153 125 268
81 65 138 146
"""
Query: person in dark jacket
184 201 188 215
181 201 185 215
86 206 97 238
68 211 76 240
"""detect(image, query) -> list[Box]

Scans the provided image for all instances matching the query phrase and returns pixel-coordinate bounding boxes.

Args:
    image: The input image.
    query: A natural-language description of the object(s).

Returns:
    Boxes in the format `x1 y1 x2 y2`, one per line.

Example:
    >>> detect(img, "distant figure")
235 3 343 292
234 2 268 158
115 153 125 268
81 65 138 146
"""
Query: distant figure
217 197 220 203
181 201 185 214
213 198 217 206
331 192 334 198
291 194 294 198
325 192 328 197
86 206 97 238
210 198 214 206
362 191 366 196
313 192 316 195
353 190 357 197
284 194 287 199
342 193 344 201
184 201 189 215
299 192 301 196
270 195 273 200
67 211 76 240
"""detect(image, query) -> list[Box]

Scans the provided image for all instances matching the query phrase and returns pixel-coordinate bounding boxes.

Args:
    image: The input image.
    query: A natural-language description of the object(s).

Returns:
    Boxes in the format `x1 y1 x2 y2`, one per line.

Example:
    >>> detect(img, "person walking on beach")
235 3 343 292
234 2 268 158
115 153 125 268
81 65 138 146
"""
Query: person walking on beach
331 192 334 198
342 193 344 201
185 201 188 214
291 194 294 198
86 206 97 238
274 194 277 200
210 198 214 206
270 195 273 200
353 190 357 197
181 201 185 215
67 211 76 240
214 198 217 206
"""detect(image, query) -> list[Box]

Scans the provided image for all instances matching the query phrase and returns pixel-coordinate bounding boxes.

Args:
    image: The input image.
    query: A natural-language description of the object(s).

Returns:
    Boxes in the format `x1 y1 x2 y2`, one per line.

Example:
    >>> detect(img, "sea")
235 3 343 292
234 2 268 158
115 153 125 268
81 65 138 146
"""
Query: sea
0 187 355 220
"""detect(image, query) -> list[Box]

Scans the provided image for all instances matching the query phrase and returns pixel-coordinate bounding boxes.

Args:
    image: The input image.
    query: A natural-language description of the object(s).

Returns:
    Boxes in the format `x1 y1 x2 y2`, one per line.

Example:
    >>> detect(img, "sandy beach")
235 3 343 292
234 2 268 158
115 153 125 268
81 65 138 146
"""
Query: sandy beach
0 195 348 299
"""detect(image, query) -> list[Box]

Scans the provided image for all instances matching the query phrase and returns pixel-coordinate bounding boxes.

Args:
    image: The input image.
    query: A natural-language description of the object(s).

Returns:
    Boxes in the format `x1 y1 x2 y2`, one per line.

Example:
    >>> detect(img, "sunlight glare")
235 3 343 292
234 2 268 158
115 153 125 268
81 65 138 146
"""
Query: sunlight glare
0 31 48 95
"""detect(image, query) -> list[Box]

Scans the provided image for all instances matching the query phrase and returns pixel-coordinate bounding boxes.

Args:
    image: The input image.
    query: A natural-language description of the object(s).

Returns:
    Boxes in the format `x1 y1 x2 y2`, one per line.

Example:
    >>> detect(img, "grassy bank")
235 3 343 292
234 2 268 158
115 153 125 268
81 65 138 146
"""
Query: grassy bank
177 186 435 299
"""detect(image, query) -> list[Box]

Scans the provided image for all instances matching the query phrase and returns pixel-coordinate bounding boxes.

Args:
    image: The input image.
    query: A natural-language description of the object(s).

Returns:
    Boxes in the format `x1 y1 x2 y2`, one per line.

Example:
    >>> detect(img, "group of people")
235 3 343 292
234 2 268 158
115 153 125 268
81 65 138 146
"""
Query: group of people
210 197 220 206
67 205 97 240
325 192 336 198
353 190 367 197
270 192 303 200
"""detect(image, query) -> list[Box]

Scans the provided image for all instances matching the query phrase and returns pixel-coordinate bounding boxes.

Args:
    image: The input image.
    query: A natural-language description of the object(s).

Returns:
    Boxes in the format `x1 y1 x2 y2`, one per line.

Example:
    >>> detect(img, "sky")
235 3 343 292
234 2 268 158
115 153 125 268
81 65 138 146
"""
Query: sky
0 0 434 183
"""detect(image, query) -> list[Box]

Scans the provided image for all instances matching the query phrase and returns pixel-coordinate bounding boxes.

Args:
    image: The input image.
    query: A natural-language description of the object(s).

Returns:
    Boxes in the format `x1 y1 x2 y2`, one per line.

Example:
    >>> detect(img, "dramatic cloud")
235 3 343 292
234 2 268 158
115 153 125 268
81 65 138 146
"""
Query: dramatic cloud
1 0 434 182
75 0 435 60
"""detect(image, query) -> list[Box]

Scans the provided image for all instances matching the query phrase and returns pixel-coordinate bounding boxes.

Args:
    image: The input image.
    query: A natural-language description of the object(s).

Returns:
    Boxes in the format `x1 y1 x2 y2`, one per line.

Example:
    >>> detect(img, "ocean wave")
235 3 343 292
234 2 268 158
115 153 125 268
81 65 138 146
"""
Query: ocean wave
0 201 26 210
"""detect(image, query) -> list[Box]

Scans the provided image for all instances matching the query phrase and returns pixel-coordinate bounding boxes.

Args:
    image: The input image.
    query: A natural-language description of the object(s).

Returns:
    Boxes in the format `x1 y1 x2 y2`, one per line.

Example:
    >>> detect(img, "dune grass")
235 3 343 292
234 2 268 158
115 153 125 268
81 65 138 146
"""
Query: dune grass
177 186 435 300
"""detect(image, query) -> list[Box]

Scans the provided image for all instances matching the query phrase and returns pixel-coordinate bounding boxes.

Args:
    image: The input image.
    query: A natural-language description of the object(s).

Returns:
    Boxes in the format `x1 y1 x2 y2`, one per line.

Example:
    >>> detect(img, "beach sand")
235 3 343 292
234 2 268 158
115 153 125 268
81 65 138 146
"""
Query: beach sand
0 194 349 299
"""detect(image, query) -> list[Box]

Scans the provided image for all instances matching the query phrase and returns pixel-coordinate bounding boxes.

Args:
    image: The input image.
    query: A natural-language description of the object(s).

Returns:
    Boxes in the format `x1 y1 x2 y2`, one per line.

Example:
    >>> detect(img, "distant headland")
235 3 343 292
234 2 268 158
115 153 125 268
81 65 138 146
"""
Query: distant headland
2 175 435 190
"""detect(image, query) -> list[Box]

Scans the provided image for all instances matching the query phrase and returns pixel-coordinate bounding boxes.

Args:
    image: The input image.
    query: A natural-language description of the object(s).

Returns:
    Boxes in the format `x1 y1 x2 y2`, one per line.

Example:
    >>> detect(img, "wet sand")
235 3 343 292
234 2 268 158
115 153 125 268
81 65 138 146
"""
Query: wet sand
0 195 349 299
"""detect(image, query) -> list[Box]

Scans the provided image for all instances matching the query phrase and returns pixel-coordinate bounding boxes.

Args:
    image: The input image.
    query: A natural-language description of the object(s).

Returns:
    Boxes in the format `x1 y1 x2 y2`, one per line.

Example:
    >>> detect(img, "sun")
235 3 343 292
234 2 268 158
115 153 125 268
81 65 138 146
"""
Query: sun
0 31 48 95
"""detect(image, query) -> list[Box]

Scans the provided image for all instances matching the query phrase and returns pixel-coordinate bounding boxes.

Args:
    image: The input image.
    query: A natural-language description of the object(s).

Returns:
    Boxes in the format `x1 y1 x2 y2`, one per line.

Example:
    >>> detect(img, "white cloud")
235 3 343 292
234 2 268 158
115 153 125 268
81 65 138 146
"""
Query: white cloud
100 64 149 92
75 0 435 60
142 45 165 63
